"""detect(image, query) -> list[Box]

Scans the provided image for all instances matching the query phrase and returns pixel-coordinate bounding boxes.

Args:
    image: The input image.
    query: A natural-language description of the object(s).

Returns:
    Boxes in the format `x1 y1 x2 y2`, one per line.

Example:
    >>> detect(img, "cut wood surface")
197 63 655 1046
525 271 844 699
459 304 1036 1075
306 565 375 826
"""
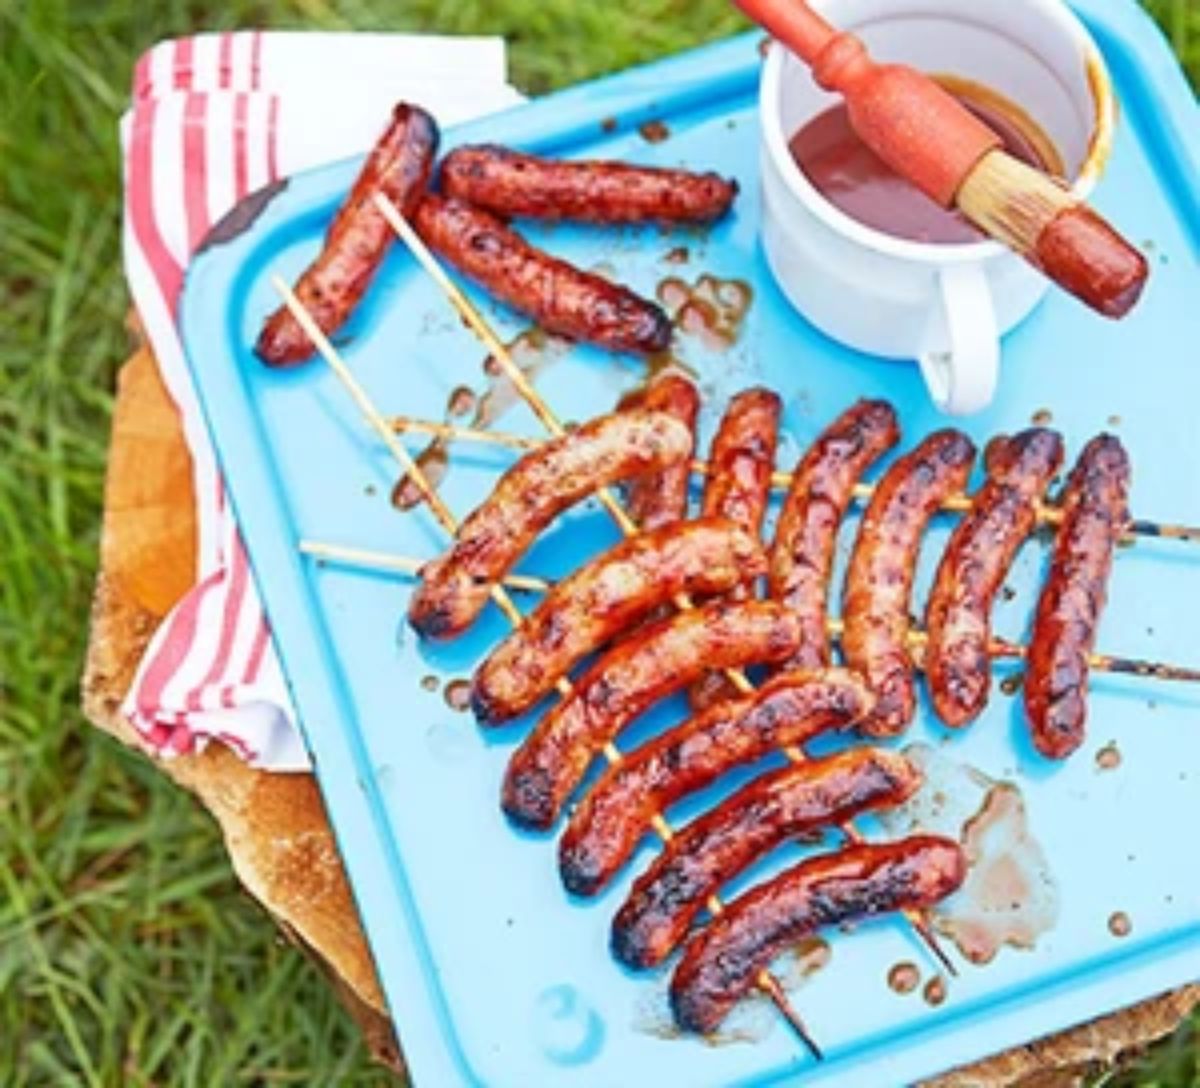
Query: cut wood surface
82 346 1197 1083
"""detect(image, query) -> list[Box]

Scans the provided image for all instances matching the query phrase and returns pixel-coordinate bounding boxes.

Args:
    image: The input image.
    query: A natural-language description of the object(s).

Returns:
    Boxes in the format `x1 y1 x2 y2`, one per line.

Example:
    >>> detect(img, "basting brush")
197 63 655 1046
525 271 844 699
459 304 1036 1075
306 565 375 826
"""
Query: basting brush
736 0 1149 318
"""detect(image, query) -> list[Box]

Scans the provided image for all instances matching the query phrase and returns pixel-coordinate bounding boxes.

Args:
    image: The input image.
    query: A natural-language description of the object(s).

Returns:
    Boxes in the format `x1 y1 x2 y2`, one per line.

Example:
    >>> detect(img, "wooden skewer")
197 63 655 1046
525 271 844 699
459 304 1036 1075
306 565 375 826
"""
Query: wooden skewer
386 416 1200 545
275 276 824 1059
298 540 549 593
376 194 960 985
302 540 1200 686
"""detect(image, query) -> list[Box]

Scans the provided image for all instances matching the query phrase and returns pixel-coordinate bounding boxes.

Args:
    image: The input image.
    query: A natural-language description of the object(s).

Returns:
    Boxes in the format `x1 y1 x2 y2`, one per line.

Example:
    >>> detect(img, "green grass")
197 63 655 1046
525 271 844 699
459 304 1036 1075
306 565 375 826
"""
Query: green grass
0 1 1195 1084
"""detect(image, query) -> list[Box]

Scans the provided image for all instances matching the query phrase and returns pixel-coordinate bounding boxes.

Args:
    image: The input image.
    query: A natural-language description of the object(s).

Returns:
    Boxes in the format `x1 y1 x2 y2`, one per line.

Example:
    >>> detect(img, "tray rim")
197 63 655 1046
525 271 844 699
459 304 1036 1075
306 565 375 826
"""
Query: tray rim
179 7 1200 1086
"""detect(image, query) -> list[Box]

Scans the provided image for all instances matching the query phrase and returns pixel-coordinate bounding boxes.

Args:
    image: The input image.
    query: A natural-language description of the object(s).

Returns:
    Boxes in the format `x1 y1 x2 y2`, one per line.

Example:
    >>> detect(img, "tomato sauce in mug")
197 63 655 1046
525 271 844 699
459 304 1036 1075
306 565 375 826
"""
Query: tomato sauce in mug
789 77 1061 244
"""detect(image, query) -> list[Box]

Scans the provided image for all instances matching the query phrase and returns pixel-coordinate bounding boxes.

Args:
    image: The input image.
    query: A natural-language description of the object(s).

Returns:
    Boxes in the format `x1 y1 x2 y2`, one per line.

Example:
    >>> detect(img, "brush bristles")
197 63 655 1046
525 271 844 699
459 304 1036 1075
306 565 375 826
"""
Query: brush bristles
956 149 1076 256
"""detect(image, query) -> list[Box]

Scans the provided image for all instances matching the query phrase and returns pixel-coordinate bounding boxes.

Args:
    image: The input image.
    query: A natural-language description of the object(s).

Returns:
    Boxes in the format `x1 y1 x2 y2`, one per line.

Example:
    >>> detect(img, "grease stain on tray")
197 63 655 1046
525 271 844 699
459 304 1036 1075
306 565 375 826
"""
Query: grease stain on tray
657 274 753 352
640 272 762 410
879 744 1059 965
392 442 449 510
638 119 671 144
394 326 571 509
887 961 921 995
443 678 472 712
1096 742 1122 771
923 976 947 1007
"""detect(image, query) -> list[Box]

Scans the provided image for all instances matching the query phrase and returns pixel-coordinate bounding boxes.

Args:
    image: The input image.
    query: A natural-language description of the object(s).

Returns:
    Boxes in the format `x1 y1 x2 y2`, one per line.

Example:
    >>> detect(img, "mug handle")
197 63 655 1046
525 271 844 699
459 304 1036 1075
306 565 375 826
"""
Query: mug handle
918 263 999 415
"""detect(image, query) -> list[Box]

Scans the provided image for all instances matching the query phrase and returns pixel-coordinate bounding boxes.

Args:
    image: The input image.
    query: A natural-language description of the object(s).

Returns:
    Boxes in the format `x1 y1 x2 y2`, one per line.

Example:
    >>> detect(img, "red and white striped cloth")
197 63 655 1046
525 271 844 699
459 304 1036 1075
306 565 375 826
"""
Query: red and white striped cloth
120 30 522 770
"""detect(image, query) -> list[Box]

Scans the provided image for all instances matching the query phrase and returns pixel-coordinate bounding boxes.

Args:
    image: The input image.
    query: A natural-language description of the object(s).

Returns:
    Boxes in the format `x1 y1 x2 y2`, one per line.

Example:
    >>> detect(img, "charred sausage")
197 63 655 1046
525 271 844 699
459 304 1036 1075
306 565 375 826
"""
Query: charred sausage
502 601 802 830
670 835 966 1034
1025 435 1130 759
439 144 738 226
408 410 691 639
558 668 874 896
257 103 438 366
621 373 701 531
612 748 921 968
689 388 783 710
471 519 766 725
414 194 671 355
842 430 977 735
700 388 782 533
925 429 1064 727
770 400 900 671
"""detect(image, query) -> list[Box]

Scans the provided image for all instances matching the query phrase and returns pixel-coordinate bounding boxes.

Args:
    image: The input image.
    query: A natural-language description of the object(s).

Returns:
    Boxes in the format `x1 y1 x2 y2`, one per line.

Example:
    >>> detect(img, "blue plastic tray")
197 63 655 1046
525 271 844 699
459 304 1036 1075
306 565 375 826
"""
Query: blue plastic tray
181 5 1200 1085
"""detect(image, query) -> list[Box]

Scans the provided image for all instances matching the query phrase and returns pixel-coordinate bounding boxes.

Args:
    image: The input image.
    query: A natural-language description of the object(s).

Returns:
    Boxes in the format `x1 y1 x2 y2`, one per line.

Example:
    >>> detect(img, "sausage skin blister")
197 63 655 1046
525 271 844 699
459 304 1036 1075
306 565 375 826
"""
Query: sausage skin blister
1025 435 1130 759
842 429 977 736
408 410 691 639
611 747 921 968
440 145 739 225
471 518 765 724
770 400 900 671
257 103 439 366
925 429 1064 727
621 373 701 531
669 835 967 1034
558 668 874 896
502 601 802 830
689 388 782 710
414 195 671 356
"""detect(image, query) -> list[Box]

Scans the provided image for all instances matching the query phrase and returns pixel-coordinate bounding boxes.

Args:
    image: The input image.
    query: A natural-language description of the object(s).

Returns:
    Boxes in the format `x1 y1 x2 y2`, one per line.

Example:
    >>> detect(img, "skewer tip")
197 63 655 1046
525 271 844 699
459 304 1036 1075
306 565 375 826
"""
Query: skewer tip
757 971 824 1060
914 917 959 978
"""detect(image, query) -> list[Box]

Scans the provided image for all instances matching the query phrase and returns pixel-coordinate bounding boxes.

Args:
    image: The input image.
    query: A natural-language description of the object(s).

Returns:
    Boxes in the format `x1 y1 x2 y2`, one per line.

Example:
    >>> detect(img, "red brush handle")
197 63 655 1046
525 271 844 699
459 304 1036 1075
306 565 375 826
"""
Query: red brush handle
732 0 837 62
735 0 1000 206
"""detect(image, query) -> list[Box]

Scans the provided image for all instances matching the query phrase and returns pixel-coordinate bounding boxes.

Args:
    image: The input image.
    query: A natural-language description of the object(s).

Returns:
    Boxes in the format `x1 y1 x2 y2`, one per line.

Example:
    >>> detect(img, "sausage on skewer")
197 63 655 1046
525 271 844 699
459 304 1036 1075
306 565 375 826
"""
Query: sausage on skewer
408 410 691 639
414 194 672 356
771 400 900 671
257 103 439 367
700 388 782 535
925 429 1064 727
689 389 782 710
612 748 922 968
439 145 739 226
670 836 967 1034
621 373 701 531
1025 435 1130 759
558 668 874 896
842 429 977 736
502 601 802 830
471 518 765 724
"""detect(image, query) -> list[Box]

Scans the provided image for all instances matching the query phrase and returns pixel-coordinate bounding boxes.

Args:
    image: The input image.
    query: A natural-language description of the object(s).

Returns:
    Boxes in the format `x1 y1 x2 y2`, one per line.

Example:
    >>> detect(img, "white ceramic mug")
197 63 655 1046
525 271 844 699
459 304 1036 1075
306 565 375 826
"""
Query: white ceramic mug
759 0 1115 415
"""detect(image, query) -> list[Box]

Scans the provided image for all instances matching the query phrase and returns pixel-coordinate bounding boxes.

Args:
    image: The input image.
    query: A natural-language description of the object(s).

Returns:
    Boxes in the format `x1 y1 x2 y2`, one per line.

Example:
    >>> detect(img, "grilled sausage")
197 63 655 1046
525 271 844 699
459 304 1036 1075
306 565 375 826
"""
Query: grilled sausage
502 601 802 830
670 835 967 1034
612 748 921 968
842 430 977 736
701 388 782 533
257 103 438 366
689 389 783 710
558 668 874 896
1025 435 1130 759
439 145 739 226
925 429 1064 727
770 400 900 671
471 519 766 725
408 410 691 639
621 373 701 531
414 194 671 355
